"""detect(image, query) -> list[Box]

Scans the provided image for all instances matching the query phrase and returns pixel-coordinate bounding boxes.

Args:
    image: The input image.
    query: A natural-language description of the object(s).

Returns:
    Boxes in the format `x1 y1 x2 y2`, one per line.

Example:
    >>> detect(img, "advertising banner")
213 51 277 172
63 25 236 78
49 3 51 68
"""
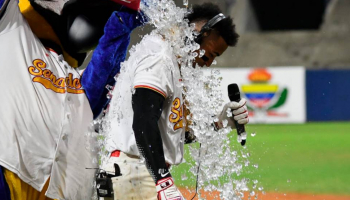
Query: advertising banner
203 67 306 123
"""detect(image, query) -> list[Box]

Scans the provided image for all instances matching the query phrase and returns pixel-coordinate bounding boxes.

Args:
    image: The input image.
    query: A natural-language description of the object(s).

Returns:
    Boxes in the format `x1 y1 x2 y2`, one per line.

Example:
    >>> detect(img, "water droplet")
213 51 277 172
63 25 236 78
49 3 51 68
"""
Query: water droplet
105 84 113 91
199 49 205 57
222 119 228 128
226 108 232 117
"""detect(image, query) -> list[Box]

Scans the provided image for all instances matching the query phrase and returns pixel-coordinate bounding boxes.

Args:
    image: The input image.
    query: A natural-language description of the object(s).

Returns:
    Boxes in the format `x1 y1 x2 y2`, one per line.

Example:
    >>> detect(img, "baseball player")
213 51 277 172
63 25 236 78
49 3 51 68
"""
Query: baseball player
100 3 249 200
0 0 143 199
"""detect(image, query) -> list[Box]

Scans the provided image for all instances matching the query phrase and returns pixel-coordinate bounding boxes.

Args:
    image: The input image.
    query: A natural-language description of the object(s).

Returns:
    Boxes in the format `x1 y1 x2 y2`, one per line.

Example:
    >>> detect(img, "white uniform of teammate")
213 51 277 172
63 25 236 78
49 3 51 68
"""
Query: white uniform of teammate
0 1 97 199
102 33 185 199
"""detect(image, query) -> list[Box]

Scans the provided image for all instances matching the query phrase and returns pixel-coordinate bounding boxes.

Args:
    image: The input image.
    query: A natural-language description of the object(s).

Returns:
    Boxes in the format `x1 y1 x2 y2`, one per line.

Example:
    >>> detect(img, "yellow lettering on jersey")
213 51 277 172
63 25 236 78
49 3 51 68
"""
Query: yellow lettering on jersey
169 98 184 131
28 59 84 94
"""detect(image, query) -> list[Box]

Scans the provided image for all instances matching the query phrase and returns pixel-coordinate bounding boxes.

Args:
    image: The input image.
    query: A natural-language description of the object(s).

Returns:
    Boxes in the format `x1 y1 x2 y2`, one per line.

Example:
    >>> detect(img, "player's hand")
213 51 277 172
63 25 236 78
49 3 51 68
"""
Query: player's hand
156 177 185 200
215 98 249 130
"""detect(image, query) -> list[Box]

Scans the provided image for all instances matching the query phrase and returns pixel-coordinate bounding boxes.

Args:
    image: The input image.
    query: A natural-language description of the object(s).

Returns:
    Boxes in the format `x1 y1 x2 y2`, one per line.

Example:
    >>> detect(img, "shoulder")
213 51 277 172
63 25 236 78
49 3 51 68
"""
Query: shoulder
138 33 172 56
130 33 177 75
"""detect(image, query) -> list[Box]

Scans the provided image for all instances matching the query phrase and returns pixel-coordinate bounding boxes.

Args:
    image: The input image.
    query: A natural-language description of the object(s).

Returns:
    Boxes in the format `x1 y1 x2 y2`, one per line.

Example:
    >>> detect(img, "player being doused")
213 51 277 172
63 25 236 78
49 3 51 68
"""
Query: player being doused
97 3 249 200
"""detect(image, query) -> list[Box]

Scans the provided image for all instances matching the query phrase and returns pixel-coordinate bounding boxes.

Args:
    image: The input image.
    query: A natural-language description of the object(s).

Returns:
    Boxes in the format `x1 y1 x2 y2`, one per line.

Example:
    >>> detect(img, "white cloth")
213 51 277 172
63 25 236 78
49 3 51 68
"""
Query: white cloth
0 1 97 199
102 153 157 200
105 34 185 165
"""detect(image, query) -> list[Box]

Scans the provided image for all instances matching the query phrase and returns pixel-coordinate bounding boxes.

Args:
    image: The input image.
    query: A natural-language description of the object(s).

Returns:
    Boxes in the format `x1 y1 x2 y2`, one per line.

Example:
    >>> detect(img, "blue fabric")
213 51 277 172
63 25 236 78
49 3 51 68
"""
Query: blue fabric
0 0 5 9
0 0 6 17
0 167 11 200
82 9 147 118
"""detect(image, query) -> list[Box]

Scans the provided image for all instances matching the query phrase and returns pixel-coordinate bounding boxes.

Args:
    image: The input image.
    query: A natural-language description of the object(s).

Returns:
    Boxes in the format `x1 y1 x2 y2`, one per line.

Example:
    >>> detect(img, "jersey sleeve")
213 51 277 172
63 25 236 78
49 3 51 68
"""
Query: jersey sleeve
133 53 173 99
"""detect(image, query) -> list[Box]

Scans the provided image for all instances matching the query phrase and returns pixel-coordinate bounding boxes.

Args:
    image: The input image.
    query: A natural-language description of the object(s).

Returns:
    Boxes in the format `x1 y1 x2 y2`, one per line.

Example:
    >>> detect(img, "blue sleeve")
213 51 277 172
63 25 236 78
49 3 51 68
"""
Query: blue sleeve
0 0 9 20
81 9 146 118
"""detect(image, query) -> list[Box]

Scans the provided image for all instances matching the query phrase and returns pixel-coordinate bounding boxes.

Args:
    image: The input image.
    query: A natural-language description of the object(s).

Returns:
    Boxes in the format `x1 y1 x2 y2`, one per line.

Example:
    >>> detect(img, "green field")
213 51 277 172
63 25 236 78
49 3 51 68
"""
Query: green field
171 122 350 195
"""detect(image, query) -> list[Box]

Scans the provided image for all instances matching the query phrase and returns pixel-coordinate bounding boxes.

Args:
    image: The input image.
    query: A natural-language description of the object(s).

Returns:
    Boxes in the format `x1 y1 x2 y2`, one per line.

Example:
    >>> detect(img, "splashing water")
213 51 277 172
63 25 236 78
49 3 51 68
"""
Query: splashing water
183 0 188 7
87 0 262 199
251 132 256 137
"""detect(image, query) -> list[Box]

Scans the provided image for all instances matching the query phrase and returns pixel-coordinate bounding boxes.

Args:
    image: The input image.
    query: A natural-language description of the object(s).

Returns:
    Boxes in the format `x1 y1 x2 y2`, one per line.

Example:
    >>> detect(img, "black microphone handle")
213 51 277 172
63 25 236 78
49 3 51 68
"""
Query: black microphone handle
233 117 246 146
230 97 246 146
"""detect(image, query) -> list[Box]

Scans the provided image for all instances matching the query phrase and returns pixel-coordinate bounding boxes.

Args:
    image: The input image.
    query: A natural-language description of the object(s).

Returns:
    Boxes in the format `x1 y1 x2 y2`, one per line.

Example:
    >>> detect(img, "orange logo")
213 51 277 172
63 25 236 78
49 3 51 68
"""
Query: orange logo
169 98 183 131
248 68 272 82
28 59 84 94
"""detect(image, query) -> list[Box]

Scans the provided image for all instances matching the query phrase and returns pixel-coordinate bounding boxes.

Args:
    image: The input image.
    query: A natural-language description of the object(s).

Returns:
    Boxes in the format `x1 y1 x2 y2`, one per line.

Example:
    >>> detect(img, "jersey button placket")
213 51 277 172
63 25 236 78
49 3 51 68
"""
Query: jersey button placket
62 133 68 140
55 58 72 167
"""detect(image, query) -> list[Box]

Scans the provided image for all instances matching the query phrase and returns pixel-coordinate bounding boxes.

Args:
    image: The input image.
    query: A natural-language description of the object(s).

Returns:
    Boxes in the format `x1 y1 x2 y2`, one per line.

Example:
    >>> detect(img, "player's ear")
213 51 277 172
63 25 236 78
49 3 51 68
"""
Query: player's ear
202 29 215 38
203 31 210 37
200 30 213 43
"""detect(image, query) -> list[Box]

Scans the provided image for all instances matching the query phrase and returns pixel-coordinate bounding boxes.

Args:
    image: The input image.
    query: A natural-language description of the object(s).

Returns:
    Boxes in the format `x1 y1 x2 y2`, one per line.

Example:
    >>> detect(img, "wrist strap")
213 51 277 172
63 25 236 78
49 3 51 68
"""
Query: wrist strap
156 177 174 192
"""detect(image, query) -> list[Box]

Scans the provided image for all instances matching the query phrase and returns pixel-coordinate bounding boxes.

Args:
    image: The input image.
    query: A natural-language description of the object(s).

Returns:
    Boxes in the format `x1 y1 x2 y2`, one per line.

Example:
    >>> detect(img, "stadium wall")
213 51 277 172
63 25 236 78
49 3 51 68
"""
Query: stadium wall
306 69 350 121
208 67 350 123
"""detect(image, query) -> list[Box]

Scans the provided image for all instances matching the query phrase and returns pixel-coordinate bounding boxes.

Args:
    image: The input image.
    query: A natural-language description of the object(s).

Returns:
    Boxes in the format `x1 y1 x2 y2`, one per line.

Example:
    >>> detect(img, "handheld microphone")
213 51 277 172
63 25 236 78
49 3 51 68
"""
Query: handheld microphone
228 84 246 146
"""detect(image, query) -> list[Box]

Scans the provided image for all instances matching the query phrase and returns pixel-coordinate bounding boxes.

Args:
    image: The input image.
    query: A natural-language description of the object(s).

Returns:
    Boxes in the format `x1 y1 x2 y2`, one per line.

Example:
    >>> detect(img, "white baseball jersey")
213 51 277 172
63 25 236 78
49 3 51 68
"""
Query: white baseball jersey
0 1 96 199
105 33 185 165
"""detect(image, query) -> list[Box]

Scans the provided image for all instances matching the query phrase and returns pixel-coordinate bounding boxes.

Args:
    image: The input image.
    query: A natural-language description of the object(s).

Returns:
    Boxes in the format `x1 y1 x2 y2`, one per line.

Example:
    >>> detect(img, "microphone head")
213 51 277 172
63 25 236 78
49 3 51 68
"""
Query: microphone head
228 83 241 102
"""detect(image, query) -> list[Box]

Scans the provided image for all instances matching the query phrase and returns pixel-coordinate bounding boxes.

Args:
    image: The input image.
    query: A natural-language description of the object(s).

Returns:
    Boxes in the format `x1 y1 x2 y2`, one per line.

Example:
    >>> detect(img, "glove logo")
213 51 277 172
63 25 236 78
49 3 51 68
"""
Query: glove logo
160 172 170 177
169 98 183 131
28 59 84 94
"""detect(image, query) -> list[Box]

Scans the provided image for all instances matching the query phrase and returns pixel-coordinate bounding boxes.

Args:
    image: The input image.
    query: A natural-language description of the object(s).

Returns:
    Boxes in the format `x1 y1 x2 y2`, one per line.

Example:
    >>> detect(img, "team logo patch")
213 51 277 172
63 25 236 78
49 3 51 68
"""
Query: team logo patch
169 98 183 131
28 59 84 94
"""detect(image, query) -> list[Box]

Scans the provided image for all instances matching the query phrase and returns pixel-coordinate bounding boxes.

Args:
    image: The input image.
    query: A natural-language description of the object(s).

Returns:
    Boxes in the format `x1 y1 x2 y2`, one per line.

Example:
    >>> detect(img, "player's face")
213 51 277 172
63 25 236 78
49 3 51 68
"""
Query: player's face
194 31 228 67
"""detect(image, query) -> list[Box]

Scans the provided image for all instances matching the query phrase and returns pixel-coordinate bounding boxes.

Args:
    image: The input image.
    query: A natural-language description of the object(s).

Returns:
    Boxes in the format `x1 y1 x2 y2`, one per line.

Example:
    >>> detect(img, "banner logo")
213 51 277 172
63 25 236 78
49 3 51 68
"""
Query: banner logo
242 68 288 118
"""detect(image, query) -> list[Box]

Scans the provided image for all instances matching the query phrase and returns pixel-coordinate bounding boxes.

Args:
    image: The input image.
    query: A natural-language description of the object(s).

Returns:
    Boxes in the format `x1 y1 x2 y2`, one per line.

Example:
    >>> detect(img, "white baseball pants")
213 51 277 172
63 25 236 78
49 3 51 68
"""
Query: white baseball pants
101 152 157 200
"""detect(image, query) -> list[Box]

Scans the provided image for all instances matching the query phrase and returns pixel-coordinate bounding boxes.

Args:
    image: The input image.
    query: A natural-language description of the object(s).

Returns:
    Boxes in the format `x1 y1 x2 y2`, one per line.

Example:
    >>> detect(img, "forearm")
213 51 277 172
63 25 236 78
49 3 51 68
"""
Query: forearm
132 88 170 183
